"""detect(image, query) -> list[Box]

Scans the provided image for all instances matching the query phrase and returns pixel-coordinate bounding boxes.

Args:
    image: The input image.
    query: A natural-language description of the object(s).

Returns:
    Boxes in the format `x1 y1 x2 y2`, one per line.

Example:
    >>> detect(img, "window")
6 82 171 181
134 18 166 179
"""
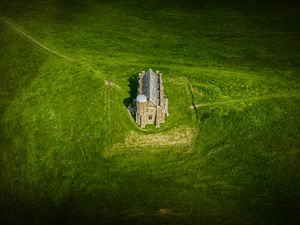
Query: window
148 115 152 120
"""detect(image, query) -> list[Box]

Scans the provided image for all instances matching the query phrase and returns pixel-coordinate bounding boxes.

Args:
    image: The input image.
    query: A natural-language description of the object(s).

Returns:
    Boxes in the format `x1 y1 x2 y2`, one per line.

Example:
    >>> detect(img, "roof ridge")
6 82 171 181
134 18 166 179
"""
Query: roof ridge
142 69 159 106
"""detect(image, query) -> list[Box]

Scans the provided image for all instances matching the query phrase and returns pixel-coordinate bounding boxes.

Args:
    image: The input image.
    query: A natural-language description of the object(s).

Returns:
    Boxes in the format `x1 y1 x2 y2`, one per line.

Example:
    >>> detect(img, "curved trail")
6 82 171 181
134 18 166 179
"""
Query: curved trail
0 16 120 89
2 16 298 152
190 93 300 109
0 16 76 62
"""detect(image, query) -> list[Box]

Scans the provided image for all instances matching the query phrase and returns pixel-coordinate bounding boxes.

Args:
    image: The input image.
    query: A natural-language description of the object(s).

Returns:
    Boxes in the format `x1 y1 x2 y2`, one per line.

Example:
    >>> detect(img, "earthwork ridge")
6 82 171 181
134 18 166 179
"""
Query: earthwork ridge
1 15 299 152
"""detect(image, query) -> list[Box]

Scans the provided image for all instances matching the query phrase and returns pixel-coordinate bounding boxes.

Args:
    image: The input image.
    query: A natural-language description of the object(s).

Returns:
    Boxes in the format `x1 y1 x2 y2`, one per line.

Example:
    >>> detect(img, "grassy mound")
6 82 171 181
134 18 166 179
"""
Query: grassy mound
0 0 299 224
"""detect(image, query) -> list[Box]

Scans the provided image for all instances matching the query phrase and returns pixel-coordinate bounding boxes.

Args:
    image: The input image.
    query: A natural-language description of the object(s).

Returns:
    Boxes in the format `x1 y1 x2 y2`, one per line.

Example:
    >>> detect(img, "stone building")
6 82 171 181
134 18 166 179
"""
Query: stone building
135 69 168 128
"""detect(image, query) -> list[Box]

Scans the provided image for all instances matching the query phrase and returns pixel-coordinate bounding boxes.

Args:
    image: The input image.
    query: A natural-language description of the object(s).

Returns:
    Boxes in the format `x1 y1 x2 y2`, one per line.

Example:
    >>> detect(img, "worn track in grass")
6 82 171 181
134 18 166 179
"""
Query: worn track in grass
2 15 298 152
0 16 120 89
0 16 76 62
190 92 300 109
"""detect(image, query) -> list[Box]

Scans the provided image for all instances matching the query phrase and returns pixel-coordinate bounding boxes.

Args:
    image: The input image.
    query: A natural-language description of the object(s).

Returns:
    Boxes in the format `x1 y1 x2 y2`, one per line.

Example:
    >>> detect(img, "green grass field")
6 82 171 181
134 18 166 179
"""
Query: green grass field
0 0 299 224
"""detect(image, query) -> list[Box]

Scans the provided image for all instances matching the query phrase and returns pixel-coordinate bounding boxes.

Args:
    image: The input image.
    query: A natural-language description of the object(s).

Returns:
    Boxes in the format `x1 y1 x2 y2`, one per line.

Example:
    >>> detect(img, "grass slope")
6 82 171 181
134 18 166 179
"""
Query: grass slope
0 0 299 225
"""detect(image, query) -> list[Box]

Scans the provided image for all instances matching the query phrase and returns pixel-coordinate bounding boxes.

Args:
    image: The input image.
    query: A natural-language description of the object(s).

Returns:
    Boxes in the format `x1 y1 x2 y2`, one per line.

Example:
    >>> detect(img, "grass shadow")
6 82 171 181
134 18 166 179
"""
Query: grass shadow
123 74 138 108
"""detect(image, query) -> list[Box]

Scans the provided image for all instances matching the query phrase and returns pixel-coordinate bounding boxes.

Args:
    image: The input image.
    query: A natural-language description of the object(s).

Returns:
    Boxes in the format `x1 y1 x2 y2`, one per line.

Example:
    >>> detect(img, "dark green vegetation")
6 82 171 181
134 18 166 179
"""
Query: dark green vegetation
1 0 299 224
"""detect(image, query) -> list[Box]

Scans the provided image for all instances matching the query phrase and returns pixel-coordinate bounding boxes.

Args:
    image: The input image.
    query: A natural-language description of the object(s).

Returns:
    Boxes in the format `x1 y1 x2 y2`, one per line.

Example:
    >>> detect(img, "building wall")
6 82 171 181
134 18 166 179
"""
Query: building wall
136 103 166 128
144 105 156 125
136 100 146 127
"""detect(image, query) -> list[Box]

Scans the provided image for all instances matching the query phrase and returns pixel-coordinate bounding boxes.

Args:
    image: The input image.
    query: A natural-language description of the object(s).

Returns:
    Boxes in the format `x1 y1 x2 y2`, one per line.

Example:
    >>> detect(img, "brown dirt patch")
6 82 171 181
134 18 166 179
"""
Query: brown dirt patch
159 208 176 216
124 128 195 148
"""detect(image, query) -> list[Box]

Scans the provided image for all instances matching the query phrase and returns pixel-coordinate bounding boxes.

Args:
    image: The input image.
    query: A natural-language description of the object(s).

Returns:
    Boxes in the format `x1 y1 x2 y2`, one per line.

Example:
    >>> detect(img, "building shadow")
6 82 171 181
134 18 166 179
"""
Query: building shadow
123 74 138 109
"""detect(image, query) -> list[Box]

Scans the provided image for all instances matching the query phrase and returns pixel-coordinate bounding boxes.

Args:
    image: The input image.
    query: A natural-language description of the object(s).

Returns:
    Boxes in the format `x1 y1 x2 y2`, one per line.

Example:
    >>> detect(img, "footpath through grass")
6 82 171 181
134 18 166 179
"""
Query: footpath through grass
0 0 300 225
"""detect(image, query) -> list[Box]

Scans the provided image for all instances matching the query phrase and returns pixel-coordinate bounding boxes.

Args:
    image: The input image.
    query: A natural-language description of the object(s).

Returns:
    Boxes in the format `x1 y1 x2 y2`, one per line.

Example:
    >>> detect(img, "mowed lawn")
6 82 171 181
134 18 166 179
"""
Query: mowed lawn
0 0 299 225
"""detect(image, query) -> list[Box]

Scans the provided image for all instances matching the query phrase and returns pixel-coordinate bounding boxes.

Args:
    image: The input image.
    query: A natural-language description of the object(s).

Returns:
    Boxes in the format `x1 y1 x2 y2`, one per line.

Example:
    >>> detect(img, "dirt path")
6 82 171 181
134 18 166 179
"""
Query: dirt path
190 93 300 108
0 16 120 89
0 16 76 62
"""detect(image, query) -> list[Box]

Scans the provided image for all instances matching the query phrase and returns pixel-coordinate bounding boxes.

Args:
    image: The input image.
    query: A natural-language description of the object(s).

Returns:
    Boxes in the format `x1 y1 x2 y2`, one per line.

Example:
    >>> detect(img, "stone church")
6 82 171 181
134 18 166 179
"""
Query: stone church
135 69 168 128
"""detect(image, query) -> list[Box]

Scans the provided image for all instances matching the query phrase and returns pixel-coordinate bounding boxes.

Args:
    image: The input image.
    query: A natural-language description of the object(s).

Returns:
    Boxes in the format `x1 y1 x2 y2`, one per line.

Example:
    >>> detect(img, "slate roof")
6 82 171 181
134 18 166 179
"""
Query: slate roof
142 69 160 106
